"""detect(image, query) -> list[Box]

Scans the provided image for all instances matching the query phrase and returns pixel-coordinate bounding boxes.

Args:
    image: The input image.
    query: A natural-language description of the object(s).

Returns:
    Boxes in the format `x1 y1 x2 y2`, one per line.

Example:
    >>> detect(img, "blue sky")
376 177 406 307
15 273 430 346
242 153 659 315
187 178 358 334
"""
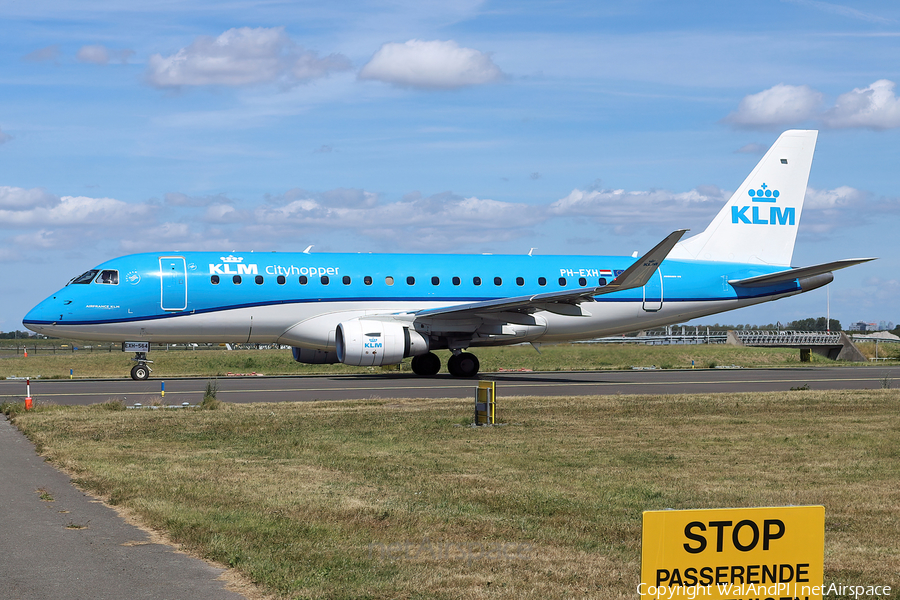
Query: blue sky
2 0 899 332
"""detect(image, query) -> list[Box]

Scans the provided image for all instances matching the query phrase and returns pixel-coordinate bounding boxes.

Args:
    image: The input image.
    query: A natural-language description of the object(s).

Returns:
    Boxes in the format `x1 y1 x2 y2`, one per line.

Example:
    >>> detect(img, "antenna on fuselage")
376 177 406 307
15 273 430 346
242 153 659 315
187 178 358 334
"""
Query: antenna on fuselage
303 245 314 254
528 248 537 256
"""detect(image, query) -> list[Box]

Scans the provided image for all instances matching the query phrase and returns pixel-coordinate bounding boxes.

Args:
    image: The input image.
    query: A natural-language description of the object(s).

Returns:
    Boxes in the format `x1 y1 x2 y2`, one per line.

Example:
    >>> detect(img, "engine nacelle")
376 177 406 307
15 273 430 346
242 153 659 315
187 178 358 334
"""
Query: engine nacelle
291 347 339 364
335 319 429 366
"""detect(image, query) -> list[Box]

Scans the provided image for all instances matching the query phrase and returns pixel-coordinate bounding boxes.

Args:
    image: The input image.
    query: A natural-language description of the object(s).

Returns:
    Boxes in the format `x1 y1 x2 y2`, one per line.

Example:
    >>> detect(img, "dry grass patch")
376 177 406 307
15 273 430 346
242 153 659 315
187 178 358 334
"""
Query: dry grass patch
7 390 899 599
2 342 870 380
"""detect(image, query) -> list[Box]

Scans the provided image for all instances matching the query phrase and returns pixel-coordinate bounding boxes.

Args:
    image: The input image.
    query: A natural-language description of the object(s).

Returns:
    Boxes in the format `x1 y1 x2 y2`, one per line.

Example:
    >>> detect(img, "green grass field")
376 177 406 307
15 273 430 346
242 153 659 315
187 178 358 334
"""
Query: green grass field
2 341 888 380
5 389 898 599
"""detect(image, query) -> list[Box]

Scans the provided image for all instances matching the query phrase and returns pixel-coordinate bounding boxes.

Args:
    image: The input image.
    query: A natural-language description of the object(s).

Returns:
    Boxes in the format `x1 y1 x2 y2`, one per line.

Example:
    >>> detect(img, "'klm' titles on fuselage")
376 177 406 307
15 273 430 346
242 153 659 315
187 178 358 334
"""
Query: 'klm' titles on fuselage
208 263 342 277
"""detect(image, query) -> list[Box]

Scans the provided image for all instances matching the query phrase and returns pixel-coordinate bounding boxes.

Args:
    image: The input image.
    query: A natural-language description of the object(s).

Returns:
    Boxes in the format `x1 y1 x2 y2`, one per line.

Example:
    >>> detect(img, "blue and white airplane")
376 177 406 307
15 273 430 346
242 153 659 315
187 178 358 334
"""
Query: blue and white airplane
24 130 872 380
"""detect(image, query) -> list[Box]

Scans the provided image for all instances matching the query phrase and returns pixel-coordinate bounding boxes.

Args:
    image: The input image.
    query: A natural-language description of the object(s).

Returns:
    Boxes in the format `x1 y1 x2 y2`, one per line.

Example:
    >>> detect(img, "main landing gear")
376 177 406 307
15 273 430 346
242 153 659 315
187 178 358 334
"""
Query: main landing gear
448 352 479 378
130 352 153 380
410 351 480 377
410 352 441 376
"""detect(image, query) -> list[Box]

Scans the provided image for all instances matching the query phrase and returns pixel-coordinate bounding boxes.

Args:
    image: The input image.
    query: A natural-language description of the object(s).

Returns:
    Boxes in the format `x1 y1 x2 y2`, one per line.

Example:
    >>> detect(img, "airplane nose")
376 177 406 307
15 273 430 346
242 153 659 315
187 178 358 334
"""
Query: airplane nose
23 296 64 333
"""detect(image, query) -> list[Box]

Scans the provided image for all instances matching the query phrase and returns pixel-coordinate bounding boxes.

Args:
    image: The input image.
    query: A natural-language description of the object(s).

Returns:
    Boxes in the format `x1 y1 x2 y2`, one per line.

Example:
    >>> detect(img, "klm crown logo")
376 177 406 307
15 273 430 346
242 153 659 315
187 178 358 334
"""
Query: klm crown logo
732 183 794 226
748 183 779 202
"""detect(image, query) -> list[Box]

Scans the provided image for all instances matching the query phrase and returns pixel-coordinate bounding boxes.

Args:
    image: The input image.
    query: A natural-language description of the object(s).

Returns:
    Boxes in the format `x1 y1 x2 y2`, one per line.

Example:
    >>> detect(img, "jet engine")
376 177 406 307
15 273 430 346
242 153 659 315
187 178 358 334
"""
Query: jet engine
291 347 339 364
335 319 429 366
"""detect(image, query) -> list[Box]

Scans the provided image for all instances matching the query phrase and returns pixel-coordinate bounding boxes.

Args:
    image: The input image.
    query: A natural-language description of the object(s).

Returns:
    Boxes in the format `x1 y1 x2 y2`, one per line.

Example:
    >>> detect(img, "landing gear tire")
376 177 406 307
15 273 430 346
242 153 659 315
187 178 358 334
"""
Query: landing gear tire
447 352 479 378
131 364 150 381
411 352 441 376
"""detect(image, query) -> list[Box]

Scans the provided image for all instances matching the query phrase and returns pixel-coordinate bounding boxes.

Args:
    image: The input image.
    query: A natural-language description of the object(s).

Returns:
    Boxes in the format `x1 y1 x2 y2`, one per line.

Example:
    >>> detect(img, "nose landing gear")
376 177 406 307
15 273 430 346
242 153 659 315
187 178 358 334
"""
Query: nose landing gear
130 352 153 380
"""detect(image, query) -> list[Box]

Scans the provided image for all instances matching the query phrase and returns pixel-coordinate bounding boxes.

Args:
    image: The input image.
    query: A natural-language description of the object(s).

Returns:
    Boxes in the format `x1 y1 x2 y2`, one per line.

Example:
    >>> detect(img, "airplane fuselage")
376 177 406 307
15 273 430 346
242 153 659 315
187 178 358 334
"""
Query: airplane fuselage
23 251 812 348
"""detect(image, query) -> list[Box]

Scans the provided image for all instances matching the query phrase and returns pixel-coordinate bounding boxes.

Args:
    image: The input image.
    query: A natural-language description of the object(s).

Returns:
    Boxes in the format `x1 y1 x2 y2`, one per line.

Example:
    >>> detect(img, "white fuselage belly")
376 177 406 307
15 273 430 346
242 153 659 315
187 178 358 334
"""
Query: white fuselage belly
38 291 799 347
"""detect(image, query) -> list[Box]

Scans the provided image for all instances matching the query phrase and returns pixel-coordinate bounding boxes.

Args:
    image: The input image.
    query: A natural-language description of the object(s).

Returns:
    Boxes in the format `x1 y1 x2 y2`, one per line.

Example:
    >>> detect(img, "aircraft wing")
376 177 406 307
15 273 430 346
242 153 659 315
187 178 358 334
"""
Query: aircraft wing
728 257 876 288
414 229 688 318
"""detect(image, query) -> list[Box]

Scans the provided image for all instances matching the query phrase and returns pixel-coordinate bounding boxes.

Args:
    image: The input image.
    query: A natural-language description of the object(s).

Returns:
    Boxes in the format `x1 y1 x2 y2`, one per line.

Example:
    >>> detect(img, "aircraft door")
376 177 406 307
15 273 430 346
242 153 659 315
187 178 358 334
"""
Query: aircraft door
160 256 187 311
642 268 663 312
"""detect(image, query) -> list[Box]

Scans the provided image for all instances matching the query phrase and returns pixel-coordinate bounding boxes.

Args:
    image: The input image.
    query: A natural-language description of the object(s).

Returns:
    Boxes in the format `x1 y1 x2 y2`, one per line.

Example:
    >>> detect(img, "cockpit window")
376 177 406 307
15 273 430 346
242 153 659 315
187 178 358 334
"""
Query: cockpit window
70 270 99 285
96 270 119 285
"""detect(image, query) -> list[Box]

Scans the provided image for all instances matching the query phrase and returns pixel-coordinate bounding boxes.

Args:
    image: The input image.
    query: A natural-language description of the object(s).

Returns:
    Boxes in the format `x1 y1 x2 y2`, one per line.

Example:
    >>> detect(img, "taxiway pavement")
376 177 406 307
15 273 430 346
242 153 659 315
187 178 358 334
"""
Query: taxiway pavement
1 365 897 406
0 417 247 600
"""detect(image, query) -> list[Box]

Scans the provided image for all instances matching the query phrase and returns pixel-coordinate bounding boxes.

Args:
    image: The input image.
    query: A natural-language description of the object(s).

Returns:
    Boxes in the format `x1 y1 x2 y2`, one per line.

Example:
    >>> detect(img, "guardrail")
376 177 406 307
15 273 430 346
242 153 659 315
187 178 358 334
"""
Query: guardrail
733 331 842 346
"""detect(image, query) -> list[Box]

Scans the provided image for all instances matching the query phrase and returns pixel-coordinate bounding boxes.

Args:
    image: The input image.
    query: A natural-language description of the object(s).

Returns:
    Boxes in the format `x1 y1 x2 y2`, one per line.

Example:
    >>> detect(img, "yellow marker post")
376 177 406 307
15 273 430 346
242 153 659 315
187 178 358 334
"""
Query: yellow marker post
641 506 824 600
475 380 495 425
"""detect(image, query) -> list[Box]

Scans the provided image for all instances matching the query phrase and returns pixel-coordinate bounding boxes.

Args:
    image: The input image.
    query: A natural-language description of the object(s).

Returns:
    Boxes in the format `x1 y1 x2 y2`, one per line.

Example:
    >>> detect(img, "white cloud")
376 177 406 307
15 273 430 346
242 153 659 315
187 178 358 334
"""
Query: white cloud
823 79 900 130
257 189 538 228
0 186 56 210
734 143 767 155
165 192 233 207
549 186 728 233
250 189 540 249
0 193 152 227
146 27 351 88
359 39 504 89
727 80 900 130
724 84 823 128
77 44 134 65
804 185 869 210
204 204 248 223
11 228 59 249
22 45 60 63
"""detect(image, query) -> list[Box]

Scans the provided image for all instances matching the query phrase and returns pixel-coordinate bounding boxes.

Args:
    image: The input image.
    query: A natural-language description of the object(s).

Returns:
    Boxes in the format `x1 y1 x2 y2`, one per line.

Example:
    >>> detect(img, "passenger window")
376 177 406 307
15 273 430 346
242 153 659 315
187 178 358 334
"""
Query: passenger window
321 275 329 285
385 276 394 286
299 275 308 285
407 276 415 285
96 270 119 285
538 277 547 286
516 277 524 286
211 275 220 285
277 275 286 285
598 277 607 286
494 277 502 286
473 277 482 286
255 275 264 285
233 275 242 284
452 277 461 286
558 277 567 286
578 277 587 287
431 276 440 285
343 276 351 285
364 276 373 285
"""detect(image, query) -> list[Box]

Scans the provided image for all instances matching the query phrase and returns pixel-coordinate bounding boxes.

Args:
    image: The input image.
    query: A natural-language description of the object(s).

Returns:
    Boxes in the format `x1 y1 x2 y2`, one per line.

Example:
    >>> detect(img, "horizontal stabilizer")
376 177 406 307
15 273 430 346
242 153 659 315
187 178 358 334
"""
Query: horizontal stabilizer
728 258 876 288
414 230 688 319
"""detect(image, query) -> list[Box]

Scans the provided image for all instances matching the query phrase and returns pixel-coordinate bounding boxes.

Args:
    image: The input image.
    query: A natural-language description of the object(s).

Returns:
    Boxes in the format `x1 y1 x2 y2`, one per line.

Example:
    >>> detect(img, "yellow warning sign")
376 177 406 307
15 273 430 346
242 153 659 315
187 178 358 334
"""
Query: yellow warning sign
640 506 824 600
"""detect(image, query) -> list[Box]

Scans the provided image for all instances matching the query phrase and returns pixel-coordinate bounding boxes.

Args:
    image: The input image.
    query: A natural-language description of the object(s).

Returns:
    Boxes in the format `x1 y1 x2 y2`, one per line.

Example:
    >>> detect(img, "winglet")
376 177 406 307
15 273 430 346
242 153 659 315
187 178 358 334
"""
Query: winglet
600 229 689 294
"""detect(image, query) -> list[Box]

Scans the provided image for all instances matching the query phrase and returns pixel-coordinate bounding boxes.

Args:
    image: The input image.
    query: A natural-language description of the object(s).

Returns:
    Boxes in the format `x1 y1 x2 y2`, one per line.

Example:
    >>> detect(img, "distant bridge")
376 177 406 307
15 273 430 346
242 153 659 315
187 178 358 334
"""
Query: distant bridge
726 330 866 361
583 329 867 361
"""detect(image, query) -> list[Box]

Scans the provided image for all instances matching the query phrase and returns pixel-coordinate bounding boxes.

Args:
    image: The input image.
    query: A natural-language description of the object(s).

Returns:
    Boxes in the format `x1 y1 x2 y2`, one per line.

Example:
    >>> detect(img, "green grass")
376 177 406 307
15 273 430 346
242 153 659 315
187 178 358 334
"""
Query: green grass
0 342 870 380
7 390 899 599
